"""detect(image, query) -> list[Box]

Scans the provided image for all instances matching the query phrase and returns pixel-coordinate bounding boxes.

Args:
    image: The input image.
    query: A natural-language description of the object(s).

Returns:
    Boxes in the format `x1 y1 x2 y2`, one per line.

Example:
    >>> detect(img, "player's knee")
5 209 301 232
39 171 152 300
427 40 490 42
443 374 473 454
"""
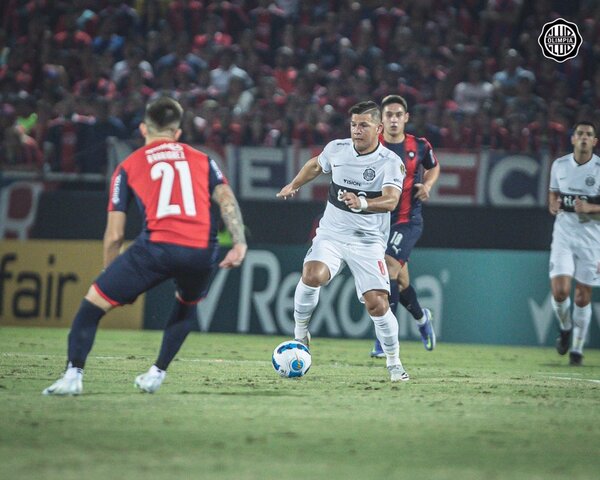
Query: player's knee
302 273 326 287
367 303 388 317
175 291 202 305
552 289 570 302
551 276 572 302
365 294 389 317
574 286 592 307
302 262 329 287
85 285 114 312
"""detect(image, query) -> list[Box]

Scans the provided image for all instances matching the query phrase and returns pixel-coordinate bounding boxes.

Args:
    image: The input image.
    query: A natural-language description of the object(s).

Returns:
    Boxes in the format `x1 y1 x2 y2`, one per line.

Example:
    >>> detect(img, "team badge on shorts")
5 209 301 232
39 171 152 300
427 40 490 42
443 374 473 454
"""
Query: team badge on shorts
538 18 582 63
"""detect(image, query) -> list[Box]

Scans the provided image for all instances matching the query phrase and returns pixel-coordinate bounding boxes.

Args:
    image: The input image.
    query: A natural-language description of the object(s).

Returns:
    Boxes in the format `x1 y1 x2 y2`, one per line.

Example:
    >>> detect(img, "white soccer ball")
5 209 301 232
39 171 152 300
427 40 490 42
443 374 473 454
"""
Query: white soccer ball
272 340 312 378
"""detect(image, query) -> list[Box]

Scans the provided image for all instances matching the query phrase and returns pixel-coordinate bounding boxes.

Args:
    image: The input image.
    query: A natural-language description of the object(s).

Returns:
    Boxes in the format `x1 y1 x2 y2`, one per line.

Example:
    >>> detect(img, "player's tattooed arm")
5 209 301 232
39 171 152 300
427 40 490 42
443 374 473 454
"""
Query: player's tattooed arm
213 184 247 269
213 184 246 246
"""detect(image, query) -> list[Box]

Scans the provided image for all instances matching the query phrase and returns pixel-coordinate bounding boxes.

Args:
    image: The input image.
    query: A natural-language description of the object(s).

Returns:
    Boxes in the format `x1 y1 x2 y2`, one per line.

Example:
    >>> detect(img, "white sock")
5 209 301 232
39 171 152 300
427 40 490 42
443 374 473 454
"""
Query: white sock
551 297 572 331
370 309 400 367
571 304 591 354
66 362 83 376
293 280 320 339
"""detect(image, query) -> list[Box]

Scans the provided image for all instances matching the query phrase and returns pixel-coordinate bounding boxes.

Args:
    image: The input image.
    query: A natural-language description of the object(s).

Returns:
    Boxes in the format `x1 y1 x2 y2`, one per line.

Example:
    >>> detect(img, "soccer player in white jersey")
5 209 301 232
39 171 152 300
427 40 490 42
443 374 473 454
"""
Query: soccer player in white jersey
276 101 409 382
548 121 600 366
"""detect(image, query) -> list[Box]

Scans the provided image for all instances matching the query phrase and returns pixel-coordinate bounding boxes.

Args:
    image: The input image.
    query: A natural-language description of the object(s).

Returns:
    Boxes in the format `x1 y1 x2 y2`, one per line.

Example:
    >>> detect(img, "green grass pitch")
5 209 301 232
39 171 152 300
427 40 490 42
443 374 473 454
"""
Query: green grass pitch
1 326 599 480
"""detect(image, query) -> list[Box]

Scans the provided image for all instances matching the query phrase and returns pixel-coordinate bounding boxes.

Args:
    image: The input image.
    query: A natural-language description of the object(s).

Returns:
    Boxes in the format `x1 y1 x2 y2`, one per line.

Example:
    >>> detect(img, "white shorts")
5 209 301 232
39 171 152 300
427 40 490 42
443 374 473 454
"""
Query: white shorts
303 236 390 302
550 235 600 286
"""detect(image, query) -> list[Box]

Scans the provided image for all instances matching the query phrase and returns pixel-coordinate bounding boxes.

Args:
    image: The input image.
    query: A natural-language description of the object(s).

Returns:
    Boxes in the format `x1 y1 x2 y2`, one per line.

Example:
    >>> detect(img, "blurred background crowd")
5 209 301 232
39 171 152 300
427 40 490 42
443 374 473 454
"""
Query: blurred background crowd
1 0 599 175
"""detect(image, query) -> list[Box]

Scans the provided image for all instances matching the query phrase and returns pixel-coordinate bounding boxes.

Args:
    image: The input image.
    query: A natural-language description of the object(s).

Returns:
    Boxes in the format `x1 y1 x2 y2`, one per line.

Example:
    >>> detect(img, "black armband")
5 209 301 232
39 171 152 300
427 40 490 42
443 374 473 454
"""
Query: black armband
328 181 380 214
559 193 600 212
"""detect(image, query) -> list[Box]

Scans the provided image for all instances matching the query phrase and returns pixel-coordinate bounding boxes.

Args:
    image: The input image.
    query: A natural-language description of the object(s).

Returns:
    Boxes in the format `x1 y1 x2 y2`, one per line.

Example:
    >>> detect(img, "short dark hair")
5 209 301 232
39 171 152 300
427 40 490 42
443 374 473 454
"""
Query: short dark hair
573 120 597 136
144 96 183 133
381 95 408 112
348 100 381 123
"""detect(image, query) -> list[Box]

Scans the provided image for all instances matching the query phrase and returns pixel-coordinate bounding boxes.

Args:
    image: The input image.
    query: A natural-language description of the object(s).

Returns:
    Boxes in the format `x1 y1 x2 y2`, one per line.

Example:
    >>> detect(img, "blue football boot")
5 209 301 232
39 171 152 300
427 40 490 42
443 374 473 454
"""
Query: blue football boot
418 308 436 351
370 339 386 358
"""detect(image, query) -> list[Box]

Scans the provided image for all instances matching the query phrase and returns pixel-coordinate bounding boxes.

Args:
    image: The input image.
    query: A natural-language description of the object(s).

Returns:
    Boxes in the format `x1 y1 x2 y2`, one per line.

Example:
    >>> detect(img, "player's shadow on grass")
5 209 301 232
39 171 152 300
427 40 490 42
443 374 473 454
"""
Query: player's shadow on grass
539 362 592 369
177 390 306 396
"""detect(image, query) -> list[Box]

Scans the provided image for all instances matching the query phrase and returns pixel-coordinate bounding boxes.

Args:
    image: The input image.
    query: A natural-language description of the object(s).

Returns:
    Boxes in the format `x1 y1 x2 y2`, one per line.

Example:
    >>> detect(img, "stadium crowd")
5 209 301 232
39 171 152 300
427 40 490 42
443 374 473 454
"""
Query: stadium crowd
1 0 599 174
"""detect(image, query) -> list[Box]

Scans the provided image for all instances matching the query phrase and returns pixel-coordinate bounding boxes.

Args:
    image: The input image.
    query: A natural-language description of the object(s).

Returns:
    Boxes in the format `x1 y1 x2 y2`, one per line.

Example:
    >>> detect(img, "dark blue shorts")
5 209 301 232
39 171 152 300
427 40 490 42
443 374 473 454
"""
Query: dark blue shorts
94 238 219 306
385 222 423 265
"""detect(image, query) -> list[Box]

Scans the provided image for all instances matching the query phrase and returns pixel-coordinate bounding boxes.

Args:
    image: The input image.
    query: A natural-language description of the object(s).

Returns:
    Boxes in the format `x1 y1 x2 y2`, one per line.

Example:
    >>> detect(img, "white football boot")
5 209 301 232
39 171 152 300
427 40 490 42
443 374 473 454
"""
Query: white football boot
134 365 166 393
294 331 311 349
42 366 83 396
387 364 410 382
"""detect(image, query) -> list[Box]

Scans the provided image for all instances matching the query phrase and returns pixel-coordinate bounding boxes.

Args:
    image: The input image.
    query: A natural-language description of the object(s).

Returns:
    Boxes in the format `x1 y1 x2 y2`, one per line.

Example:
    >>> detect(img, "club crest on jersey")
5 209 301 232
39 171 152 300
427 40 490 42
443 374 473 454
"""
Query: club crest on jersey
363 168 376 181
585 176 595 187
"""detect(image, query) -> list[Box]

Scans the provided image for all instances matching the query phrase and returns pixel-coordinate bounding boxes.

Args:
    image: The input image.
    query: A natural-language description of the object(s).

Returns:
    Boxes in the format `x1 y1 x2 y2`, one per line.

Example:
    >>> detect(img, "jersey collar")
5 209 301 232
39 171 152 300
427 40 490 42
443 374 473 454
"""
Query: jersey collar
572 152 593 166
353 142 380 157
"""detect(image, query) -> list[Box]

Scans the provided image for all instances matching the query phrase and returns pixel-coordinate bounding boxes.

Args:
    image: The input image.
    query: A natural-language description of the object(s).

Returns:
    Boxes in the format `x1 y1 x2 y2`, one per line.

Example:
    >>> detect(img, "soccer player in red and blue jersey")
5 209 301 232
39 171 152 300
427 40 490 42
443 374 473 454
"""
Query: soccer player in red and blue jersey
371 95 440 358
43 96 247 395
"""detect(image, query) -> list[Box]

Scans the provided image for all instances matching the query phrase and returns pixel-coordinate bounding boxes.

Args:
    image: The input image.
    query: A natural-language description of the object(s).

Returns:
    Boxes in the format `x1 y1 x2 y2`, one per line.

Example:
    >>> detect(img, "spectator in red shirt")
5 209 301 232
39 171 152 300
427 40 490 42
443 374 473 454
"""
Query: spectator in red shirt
490 113 530 152
527 109 568 157
53 12 92 51
273 46 297 94
439 111 475 151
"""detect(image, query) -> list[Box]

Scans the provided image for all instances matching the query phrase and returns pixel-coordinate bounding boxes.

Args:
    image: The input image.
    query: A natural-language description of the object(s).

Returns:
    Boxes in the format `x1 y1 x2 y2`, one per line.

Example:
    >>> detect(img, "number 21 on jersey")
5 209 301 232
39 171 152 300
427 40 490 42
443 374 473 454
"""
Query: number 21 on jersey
151 161 197 218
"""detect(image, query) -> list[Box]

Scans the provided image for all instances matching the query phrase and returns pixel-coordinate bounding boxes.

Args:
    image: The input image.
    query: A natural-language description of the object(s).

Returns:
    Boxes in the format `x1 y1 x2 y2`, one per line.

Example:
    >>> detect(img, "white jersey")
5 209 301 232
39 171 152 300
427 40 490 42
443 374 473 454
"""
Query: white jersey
549 153 600 248
315 139 405 248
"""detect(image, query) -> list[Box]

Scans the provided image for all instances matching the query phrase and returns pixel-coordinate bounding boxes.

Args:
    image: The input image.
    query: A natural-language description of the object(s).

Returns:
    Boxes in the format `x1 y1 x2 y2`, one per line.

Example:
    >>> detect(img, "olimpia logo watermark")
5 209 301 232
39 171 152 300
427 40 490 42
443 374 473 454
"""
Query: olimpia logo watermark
538 18 582 63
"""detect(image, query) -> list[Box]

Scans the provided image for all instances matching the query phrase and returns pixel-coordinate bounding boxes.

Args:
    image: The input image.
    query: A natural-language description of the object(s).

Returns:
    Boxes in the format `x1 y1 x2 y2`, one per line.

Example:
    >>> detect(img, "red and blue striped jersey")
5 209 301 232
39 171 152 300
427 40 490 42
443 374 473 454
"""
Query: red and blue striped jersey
381 133 438 225
108 140 228 248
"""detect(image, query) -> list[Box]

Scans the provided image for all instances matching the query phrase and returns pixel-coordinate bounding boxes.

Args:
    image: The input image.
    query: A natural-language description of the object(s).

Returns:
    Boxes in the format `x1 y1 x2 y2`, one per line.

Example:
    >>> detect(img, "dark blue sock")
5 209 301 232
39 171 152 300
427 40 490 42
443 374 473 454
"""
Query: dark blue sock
389 280 399 315
155 301 197 371
398 285 423 320
68 299 106 369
